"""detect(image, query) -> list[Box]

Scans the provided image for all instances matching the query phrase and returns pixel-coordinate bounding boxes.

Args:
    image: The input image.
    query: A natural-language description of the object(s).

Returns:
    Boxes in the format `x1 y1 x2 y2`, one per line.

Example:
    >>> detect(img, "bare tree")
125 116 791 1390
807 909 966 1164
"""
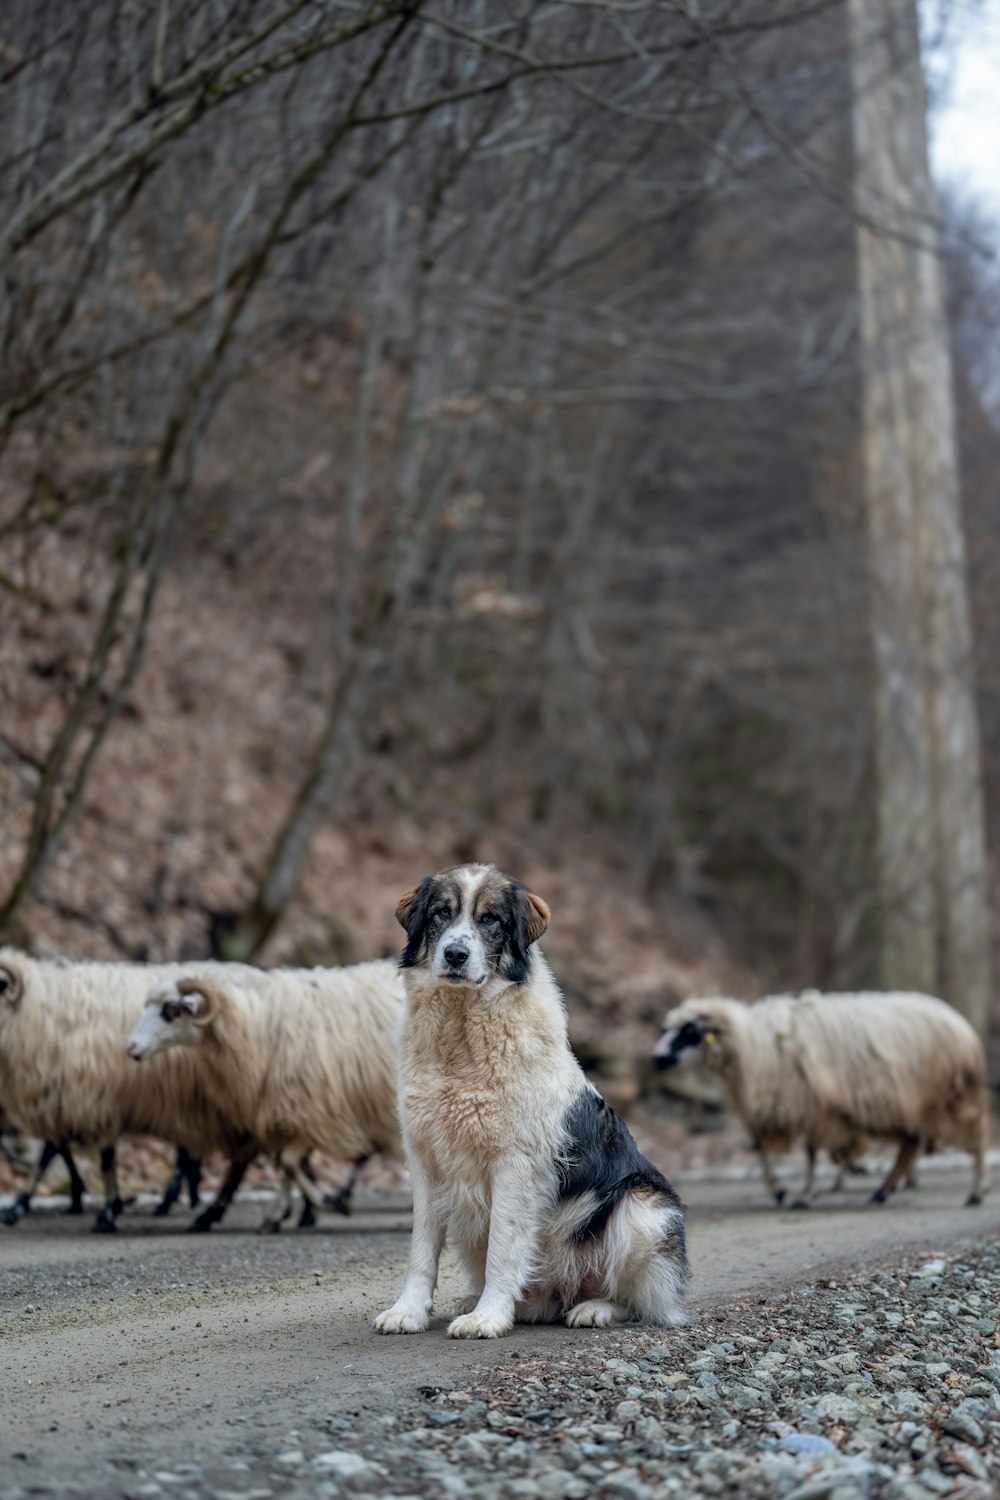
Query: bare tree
848 0 992 1031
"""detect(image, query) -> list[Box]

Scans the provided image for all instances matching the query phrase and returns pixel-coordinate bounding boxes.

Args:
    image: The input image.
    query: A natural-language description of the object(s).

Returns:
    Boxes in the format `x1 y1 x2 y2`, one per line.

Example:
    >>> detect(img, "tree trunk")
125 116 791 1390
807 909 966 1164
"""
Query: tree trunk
849 0 992 1034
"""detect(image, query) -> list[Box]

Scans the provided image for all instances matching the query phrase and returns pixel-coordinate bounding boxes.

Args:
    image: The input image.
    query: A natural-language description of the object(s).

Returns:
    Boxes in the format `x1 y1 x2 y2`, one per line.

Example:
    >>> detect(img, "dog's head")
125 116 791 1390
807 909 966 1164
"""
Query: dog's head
395 864 550 993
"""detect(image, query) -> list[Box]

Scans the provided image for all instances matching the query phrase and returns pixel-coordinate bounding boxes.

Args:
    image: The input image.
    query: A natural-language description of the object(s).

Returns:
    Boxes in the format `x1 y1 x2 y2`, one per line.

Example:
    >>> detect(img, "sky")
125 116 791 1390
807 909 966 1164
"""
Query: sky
925 0 1000 229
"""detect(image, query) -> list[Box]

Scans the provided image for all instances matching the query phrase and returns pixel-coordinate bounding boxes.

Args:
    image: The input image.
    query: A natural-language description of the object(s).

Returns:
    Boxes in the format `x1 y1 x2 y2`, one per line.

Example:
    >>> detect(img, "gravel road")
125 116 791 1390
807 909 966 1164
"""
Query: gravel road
1 1166 998 1498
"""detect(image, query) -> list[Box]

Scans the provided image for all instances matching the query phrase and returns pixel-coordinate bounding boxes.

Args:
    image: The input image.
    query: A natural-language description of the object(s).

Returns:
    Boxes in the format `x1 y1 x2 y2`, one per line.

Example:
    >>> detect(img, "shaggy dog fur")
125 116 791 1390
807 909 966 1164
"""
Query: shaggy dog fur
375 864 687 1339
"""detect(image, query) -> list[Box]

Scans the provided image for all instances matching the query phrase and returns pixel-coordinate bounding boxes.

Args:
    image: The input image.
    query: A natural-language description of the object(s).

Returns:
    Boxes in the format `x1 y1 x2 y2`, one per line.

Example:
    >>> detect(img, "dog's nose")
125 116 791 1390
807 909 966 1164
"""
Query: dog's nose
444 942 470 968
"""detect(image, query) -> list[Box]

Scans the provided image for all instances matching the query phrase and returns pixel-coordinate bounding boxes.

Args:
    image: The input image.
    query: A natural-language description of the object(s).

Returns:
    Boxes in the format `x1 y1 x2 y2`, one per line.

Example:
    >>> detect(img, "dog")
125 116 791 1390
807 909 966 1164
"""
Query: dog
374 864 687 1338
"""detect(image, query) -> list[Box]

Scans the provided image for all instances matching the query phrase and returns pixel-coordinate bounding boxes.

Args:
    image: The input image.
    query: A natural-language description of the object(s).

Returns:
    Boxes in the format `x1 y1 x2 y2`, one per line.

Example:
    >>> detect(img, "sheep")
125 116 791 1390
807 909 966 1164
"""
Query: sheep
655 991 989 1208
0 949 259 1232
126 958 403 1232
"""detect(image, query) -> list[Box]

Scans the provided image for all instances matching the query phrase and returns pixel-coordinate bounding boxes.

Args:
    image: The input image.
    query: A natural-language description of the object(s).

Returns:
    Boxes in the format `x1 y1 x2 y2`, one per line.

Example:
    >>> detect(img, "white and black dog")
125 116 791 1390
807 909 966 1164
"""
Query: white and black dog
374 864 687 1339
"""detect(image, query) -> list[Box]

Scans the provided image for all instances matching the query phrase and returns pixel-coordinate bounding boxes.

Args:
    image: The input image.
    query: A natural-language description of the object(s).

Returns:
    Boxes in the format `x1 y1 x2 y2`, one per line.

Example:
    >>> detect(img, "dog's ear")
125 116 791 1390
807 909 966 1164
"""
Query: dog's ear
395 888 420 932
396 876 435 935
517 888 550 947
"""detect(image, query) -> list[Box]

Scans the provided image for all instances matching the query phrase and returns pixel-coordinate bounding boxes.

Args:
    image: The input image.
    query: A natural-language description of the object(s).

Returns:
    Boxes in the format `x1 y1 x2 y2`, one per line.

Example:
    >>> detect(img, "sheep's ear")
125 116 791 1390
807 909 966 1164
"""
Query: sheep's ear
518 889 550 947
0 963 24 1006
177 978 219 1027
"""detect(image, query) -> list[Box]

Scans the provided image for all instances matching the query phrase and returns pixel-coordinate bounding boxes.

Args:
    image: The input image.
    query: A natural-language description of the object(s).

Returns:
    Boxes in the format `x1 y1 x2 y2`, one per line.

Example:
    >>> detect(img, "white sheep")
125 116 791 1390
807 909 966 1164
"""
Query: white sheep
655 991 989 1207
126 958 404 1231
0 949 259 1231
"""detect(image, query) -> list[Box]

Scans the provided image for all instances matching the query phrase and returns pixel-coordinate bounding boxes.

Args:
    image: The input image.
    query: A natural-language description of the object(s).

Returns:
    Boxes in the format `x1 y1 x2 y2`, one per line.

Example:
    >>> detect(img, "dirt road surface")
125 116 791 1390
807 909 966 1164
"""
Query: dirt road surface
1 1166 997 1496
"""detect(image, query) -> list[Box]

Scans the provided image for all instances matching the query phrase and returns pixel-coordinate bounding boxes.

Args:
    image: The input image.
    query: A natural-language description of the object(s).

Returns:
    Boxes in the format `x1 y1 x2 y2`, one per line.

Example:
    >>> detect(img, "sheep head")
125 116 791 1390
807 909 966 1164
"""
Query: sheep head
654 997 737 1073
126 977 220 1061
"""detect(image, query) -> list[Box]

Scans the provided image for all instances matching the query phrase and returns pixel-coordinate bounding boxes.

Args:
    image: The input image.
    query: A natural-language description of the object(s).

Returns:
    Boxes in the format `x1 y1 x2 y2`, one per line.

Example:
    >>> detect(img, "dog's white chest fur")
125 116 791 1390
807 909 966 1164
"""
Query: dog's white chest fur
399 986 573 1183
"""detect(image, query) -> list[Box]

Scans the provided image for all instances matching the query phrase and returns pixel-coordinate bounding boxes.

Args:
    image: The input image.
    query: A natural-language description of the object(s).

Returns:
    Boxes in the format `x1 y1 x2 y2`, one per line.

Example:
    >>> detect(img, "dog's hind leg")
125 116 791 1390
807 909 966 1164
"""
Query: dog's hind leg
565 1298 624 1328
515 1287 563 1324
586 1194 687 1329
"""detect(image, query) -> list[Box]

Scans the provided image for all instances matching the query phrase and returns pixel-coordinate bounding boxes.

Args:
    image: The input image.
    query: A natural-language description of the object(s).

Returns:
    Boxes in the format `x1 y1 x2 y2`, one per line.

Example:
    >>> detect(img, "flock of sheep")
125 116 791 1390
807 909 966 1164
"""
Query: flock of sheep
0 950 403 1232
0 942 992 1234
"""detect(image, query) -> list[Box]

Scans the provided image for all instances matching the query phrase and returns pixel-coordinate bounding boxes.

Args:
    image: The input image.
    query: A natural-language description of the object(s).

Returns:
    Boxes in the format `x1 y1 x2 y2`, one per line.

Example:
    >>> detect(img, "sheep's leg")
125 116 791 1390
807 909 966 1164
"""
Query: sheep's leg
830 1148 847 1193
153 1150 186 1218
871 1135 919 1204
0 1133 29 1173
757 1144 786 1206
298 1157 318 1228
276 1151 336 1228
154 1147 203 1218
59 1140 87 1214
183 1151 203 1208
189 1153 252 1232
325 1154 371 1217
791 1146 816 1209
94 1145 122 1233
0 1138 63 1225
260 1167 296 1234
967 1125 990 1207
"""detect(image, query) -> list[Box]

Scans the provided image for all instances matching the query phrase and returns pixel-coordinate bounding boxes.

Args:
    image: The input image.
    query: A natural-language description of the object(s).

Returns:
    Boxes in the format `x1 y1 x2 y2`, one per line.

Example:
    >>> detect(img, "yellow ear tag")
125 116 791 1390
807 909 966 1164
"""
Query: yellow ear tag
705 1031 717 1045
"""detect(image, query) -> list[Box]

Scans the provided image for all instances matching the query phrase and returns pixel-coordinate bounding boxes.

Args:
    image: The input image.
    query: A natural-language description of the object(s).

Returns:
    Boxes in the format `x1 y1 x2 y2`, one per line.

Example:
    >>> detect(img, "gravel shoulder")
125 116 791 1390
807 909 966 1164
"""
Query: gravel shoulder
1 1168 998 1498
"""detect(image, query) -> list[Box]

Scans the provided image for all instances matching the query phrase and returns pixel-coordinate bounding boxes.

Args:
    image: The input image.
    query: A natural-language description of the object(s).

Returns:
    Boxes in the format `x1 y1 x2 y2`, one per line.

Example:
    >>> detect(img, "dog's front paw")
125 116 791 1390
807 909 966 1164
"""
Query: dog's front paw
373 1305 429 1334
447 1310 512 1340
565 1299 620 1328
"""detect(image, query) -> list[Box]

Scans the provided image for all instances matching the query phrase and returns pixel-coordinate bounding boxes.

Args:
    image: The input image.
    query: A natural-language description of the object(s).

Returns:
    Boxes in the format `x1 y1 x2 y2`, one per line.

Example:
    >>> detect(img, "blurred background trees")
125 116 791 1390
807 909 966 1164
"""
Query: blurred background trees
0 1 997 1050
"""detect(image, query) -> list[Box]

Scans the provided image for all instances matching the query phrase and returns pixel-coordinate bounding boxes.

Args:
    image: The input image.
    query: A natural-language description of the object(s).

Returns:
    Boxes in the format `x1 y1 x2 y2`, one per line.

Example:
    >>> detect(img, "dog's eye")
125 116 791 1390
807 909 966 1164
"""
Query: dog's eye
478 911 499 927
429 908 448 926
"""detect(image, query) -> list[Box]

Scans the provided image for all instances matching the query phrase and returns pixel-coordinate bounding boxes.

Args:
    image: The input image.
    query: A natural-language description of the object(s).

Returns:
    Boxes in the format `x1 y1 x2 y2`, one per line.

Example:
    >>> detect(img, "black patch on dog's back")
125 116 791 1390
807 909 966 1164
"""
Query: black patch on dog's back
557 1088 684 1244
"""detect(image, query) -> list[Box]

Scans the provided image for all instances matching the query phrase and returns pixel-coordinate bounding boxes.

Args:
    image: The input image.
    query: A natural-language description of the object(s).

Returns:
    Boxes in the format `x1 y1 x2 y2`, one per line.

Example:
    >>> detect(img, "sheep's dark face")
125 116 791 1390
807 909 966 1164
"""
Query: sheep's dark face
396 864 549 994
655 1003 729 1071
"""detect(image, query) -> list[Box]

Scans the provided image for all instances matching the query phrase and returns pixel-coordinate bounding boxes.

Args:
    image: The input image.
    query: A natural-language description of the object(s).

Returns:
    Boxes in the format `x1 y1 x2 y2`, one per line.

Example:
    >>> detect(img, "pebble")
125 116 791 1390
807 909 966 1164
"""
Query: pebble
939 1405 985 1446
777 1433 835 1455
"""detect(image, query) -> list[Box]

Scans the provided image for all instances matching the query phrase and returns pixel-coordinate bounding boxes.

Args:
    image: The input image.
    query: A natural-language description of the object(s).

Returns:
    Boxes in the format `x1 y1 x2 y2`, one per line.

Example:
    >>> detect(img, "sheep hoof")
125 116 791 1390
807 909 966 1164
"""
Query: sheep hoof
773 1189 786 1206
789 1199 811 1211
324 1191 352 1217
66 1202 85 1217
258 1218 282 1235
94 1208 118 1233
188 1210 218 1233
0 1202 26 1227
151 1203 171 1219
965 1193 982 1207
870 1189 888 1204
298 1203 318 1229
